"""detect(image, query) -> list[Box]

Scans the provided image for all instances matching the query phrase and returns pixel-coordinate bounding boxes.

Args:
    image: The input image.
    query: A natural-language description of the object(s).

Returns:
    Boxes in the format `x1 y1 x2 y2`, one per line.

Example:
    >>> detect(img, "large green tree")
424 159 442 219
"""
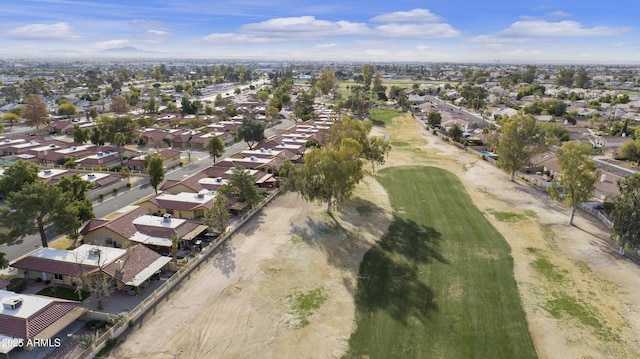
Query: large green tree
113 131 127 166
316 68 337 96
53 175 94 242
147 153 165 193
288 138 363 213
448 123 464 142
611 173 640 255
57 103 78 118
220 166 261 207
547 142 598 225
328 116 389 171
361 64 374 88
0 181 71 248
235 114 265 150
427 111 442 128
3 112 20 129
97 115 136 143
206 136 225 164
0 159 39 198
73 124 90 144
202 194 230 234
293 91 315 121
496 114 549 182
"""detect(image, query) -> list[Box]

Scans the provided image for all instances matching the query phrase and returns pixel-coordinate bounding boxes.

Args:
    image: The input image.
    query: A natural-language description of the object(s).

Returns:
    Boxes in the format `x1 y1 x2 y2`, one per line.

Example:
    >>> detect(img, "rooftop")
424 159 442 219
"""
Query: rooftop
27 244 126 267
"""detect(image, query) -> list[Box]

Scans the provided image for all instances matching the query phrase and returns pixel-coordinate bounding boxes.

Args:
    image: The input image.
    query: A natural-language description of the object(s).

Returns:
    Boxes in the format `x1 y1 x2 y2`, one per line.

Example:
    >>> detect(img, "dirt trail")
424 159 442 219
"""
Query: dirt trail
112 113 640 359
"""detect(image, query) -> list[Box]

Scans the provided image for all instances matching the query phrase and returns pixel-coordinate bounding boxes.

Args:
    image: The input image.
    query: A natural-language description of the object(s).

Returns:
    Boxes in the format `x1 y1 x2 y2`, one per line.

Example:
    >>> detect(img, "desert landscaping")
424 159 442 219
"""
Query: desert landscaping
110 113 640 359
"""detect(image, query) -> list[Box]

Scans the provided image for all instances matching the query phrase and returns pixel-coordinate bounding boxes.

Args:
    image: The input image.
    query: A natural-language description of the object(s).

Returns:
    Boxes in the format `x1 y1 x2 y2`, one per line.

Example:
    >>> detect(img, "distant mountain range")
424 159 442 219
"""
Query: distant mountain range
100 46 146 54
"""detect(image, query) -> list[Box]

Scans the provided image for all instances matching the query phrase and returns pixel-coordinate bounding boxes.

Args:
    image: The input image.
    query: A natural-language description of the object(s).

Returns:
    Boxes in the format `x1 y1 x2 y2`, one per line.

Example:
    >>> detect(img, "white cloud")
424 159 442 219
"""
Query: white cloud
92 39 130 50
202 33 274 43
374 23 460 39
314 43 339 48
139 29 171 43
130 19 162 27
370 9 442 24
499 20 632 37
239 16 369 38
6 22 78 40
416 45 431 50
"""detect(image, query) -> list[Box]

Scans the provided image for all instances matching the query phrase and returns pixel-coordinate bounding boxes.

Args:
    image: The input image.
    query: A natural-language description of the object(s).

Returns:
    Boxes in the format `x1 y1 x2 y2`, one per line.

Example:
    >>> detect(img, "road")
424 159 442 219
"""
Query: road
1 116 296 262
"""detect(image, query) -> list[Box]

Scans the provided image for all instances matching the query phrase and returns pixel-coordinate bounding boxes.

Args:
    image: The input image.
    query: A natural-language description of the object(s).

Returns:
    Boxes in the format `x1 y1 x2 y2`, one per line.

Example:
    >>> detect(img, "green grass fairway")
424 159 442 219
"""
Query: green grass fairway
344 166 536 359
369 108 403 127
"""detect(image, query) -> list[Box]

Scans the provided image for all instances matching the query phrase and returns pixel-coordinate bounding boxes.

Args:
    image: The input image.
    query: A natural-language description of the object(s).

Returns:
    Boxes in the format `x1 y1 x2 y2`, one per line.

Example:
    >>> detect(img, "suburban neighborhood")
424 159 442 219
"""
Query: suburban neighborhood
0 62 640 358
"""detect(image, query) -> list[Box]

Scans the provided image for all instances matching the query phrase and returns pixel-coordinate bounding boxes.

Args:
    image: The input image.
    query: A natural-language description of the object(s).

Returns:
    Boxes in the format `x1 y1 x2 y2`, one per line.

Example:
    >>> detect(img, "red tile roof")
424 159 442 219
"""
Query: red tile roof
103 245 164 284
27 302 79 338
0 298 79 339
11 257 97 277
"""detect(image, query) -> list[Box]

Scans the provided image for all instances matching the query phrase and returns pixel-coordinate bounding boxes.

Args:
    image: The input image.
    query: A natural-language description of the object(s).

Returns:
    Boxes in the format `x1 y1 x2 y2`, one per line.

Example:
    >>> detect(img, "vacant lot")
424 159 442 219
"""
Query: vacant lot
344 166 536 359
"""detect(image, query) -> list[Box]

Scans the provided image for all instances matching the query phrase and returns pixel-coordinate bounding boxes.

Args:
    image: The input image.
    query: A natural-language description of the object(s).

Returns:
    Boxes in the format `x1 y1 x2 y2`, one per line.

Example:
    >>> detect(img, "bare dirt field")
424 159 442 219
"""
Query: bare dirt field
112 113 640 359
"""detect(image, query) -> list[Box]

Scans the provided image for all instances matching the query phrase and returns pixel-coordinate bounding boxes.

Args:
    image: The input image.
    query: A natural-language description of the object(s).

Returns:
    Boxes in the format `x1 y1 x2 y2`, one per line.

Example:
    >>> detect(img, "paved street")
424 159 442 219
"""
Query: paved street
1 116 296 262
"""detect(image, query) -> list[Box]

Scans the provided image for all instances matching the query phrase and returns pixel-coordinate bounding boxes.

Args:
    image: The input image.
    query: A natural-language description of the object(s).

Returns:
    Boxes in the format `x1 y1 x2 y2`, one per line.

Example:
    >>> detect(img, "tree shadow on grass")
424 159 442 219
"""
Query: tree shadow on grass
355 215 448 325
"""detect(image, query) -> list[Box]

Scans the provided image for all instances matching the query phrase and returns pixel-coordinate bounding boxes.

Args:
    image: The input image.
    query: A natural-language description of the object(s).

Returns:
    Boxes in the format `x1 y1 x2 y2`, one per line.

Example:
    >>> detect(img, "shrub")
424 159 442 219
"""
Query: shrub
7 277 27 292
99 193 105 200
35 277 42 283
126 182 132 188
78 334 94 350
112 188 118 194
44 279 51 285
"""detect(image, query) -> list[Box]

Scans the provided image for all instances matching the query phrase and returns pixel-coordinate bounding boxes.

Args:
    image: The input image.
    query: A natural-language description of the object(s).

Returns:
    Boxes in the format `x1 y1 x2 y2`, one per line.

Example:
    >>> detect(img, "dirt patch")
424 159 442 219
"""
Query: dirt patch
111 176 392 359
112 113 640 359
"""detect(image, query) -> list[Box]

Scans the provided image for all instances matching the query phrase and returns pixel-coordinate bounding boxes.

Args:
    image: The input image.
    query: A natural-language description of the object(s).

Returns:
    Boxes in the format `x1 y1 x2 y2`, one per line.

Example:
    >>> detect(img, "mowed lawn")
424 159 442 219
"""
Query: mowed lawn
345 166 536 359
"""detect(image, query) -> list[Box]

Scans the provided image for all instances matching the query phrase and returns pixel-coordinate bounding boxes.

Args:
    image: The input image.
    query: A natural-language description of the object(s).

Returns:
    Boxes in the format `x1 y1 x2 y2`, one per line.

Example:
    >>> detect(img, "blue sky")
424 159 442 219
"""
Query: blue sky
0 0 638 63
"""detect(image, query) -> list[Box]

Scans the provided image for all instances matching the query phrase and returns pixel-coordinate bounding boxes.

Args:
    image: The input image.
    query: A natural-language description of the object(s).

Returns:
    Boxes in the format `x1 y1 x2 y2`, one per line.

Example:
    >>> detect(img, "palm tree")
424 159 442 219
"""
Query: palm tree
170 234 180 264
449 123 463 142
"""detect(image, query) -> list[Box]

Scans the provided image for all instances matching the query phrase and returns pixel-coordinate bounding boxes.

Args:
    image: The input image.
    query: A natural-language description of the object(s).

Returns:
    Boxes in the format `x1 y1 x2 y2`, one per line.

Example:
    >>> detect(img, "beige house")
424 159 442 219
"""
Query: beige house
80 206 207 250
138 191 217 219
10 244 170 293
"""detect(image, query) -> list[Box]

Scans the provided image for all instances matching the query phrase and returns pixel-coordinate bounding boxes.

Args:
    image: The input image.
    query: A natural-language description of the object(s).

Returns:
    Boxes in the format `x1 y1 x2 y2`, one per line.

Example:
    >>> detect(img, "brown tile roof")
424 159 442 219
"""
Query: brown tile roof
0 295 80 339
79 218 109 235
27 302 79 338
159 179 181 191
160 148 181 160
105 207 150 238
154 196 214 212
10 257 97 277
0 278 9 289
103 245 163 284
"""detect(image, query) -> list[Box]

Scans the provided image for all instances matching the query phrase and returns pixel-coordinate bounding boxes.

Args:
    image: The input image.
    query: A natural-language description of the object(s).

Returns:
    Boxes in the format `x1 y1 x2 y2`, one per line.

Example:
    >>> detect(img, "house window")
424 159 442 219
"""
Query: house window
106 237 113 245
53 273 63 281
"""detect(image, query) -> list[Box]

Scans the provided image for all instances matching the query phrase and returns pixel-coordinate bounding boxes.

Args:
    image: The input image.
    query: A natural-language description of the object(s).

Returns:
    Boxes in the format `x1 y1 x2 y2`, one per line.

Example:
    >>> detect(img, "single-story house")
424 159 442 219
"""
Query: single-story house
0 290 84 354
10 244 170 293
138 191 217 219
80 206 207 249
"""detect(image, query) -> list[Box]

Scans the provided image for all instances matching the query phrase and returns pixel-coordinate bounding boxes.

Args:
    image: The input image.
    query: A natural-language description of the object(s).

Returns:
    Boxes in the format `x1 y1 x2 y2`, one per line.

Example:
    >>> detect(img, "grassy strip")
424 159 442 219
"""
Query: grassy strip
344 166 536 359
369 108 403 127
36 286 90 301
